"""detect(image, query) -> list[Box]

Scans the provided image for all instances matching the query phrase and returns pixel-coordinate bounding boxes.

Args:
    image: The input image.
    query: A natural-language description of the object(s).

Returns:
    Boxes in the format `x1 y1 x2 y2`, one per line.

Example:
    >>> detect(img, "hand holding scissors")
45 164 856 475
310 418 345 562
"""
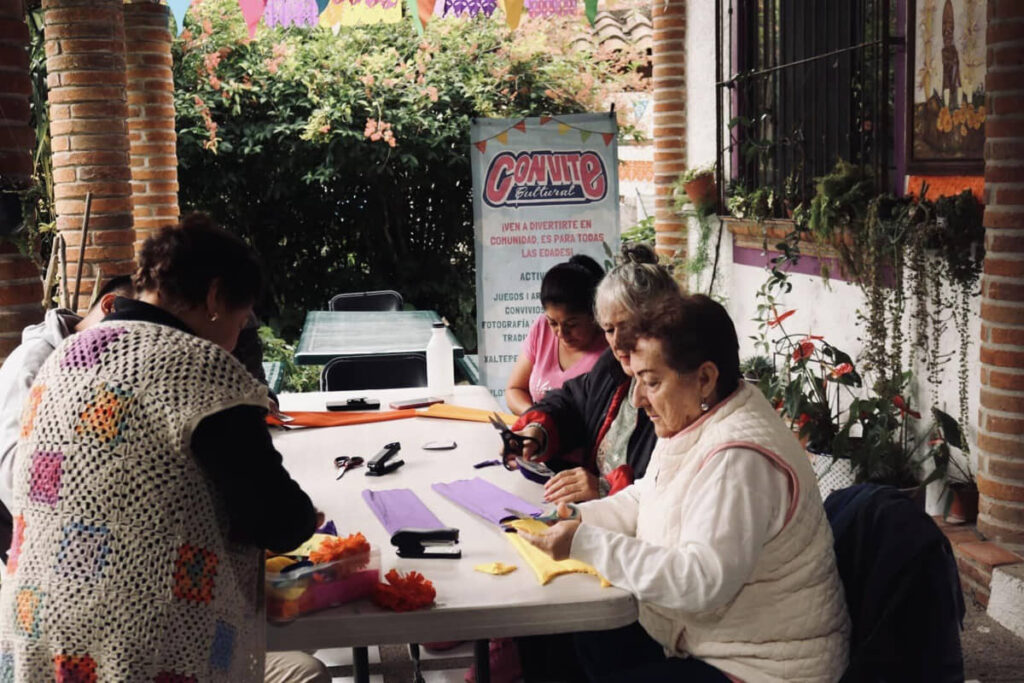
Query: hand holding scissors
487 413 543 469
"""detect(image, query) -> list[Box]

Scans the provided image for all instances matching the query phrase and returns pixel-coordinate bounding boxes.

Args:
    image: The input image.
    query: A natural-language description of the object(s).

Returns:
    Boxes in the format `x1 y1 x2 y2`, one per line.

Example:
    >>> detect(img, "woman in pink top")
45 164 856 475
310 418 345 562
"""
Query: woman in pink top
506 255 607 414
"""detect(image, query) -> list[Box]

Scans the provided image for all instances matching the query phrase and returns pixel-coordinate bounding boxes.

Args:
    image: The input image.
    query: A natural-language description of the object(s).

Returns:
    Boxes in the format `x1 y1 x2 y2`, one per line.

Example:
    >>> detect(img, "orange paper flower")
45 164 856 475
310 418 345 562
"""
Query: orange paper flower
372 569 436 612
310 533 371 565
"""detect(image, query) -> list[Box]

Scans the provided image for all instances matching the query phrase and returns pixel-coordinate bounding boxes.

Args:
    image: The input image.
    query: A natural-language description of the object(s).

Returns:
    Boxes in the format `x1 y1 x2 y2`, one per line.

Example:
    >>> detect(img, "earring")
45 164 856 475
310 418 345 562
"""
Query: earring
209 313 219 322
700 399 710 413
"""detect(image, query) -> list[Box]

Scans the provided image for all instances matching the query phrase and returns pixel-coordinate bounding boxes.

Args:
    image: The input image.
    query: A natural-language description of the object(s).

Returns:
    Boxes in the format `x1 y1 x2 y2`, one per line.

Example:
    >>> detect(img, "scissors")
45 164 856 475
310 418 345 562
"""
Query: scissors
487 413 542 469
334 455 364 479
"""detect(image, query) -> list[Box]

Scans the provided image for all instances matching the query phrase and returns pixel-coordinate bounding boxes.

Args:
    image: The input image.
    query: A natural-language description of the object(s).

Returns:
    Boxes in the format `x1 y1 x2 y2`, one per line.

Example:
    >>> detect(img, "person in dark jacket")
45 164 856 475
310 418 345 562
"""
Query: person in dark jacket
507 244 681 504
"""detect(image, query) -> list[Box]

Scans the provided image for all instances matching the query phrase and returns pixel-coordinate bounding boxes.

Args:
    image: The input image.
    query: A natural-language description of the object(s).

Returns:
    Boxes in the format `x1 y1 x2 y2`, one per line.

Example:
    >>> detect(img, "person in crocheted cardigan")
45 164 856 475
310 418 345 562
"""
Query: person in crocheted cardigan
521 294 849 683
0 214 327 683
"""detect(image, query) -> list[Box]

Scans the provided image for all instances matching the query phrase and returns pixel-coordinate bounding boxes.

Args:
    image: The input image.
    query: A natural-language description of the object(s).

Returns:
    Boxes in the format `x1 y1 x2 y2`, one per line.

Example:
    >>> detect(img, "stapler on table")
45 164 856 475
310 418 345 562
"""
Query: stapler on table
390 527 462 559
365 441 404 476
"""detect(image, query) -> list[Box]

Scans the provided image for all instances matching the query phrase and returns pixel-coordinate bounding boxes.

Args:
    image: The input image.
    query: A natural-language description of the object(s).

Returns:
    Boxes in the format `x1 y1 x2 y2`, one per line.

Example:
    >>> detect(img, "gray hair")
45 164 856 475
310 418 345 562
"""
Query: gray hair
594 243 681 324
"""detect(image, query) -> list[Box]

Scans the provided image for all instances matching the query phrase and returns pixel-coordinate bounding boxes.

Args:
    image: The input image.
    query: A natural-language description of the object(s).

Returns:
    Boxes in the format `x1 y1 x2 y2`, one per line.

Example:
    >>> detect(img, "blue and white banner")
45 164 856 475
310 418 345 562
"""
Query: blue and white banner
471 112 619 408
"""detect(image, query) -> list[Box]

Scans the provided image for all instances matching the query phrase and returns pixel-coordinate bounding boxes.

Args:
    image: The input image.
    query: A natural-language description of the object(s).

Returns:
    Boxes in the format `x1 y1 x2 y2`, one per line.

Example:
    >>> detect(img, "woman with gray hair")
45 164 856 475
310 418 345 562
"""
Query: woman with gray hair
506 244 681 504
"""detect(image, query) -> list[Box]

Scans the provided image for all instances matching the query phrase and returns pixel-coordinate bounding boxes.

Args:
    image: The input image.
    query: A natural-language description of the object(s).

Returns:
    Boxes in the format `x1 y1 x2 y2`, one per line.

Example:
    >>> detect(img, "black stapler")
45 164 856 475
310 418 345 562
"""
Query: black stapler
390 527 462 559
365 441 404 476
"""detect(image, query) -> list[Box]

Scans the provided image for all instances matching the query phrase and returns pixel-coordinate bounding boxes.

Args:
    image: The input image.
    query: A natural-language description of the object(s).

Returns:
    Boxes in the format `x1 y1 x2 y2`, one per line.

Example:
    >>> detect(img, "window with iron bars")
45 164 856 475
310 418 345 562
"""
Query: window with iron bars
714 0 898 216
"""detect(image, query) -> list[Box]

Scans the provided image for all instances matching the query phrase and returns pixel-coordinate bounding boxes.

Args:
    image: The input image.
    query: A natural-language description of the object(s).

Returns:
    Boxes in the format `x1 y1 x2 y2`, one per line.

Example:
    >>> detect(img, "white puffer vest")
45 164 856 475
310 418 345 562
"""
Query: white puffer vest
637 383 849 683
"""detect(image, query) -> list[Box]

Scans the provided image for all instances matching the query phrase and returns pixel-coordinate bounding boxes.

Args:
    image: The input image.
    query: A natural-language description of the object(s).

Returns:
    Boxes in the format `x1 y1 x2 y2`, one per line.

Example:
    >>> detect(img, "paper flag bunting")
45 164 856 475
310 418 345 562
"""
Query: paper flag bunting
418 0 436 28
237 0 267 37
584 0 596 25
513 120 526 133
496 131 509 144
321 0 402 26
315 0 330 12
474 140 488 153
557 122 570 135
525 0 575 18
539 116 552 126
444 0 498 18
265 0 319 27
406 0 424 34
602 132 614 146
580 130 591 143
167 0 192 35
504 0 523 29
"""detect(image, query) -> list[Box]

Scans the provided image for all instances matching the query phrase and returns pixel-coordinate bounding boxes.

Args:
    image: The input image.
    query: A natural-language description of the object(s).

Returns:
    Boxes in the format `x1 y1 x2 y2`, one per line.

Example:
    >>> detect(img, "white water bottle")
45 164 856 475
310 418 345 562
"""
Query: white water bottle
426 321 455 396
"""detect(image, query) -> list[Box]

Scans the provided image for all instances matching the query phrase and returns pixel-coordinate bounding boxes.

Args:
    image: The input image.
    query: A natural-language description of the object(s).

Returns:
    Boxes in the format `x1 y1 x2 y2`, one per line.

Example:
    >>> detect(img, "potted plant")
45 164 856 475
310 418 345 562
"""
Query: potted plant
925 407 978 524
677 164 717 212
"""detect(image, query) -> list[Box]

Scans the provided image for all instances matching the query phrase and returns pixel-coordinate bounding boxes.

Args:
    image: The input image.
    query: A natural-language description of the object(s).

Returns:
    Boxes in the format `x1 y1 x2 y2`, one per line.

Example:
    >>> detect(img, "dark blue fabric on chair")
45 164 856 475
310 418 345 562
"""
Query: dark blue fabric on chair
319 353 427 391
328 290 403 311
825 484 966 683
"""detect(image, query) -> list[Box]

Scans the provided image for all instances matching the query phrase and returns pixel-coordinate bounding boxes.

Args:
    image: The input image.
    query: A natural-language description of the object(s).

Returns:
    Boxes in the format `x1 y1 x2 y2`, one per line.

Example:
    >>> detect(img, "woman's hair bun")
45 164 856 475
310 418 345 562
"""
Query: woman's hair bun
620 242 658 266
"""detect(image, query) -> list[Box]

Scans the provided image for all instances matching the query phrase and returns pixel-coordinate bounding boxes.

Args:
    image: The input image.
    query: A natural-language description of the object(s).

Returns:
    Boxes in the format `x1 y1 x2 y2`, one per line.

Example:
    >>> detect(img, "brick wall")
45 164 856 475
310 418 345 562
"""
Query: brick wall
44 0 135 312
0 0 42 359
977 0 1024 543
125 0 179 254
651 0 686 265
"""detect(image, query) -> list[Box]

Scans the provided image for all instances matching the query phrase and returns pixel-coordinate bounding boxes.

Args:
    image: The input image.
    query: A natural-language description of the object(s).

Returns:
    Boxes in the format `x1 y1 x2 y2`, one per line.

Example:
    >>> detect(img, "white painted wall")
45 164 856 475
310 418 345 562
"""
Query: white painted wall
684 1 982 514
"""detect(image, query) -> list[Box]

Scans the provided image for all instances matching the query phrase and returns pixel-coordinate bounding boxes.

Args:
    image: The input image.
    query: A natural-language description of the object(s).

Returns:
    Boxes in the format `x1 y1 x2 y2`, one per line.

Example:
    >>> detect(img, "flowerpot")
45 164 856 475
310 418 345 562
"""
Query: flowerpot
684 174 717 210
945 483 979 525
808 452 856 500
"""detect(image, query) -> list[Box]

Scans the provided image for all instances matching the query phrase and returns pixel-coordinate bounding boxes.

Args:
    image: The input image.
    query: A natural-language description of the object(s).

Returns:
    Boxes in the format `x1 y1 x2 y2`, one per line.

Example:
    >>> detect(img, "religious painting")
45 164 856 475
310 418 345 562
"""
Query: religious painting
906 0 986 173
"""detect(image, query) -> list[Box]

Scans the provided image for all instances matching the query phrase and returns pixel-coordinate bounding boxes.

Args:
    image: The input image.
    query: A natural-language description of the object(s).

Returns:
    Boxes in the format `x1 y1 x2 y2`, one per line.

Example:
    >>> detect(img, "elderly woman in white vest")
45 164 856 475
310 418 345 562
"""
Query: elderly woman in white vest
0 214 327 682
521 294 850 683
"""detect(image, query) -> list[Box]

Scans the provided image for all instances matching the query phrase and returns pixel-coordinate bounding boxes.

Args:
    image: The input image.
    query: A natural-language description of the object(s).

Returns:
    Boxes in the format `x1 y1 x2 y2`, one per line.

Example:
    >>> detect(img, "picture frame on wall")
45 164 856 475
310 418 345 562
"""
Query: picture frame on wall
905 0 986 174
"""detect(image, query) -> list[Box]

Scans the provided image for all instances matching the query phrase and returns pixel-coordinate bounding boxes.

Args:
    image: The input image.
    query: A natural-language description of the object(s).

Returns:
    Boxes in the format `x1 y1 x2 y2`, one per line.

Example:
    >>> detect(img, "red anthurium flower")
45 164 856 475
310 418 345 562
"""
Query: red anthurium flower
792 340 815 361
892 395 922 419
830 362 854 378
768 309 796 328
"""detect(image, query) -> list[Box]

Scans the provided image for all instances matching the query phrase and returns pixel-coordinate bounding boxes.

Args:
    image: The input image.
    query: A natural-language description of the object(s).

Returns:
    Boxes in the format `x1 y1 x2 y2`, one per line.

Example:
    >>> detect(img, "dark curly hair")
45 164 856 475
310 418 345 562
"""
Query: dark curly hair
539 254 605 315
134 213 262 311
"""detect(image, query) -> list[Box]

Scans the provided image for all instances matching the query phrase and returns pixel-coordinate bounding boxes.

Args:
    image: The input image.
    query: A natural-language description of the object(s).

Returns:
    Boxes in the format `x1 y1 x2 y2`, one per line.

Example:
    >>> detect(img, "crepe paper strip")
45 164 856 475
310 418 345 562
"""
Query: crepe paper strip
363 489 447 535
238 0 267 38
583 0 596 25
513 119 527 133
309 532 371 564
167 0 192 34
316 520 338 536
602 132 615 146
432 477 541 526
406 0 424 35
417 0 436 29
504 0 523 29
475 561 517 575
505 518 609 586
265 409 417 428
282 532 336 557
474 140 488 153
418 403 515 425
372 569 436 611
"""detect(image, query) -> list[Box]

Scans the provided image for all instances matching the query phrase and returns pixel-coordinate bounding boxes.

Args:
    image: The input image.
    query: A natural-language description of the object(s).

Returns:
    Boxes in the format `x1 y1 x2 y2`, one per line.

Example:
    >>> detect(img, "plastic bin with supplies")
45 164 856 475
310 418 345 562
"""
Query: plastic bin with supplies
266 547 380 623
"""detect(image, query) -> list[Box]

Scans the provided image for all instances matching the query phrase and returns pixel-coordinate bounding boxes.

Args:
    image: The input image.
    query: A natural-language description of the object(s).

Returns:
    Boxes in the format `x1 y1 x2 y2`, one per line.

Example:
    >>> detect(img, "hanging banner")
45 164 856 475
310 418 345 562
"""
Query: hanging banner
471 112 619 409
319 0 402 27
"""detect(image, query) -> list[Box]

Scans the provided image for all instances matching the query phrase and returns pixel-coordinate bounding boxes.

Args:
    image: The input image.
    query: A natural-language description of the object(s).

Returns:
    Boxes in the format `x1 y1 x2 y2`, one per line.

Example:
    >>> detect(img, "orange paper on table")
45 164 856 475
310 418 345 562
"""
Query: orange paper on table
418 403 515 425
266 409 417 428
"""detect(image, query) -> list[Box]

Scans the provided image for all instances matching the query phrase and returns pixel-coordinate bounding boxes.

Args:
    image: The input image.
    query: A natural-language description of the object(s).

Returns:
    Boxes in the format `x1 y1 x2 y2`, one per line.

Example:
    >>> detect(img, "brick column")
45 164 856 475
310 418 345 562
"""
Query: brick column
124 0 178 254
977 0 1024 543
651 0 686 266
0 0 43 360
44 0 135 312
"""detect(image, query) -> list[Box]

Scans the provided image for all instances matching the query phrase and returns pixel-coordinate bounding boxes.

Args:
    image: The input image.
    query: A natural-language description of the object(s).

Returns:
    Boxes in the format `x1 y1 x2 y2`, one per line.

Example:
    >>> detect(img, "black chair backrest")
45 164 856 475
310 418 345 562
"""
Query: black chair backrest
825 484 965 683
320 354 427 391
328 290 403 312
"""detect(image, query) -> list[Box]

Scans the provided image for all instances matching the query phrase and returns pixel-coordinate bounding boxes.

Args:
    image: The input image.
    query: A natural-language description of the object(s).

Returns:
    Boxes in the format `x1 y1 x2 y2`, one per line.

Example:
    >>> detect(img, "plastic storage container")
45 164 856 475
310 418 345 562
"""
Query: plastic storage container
266 547 380 623
426 321 455 396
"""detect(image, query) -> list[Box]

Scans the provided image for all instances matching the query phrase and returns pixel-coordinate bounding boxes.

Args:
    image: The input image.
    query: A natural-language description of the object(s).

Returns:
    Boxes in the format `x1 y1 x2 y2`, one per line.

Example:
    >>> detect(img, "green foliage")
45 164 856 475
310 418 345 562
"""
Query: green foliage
258 326 321 392
620 215 654 245
679 163 715 185
173 0 648 346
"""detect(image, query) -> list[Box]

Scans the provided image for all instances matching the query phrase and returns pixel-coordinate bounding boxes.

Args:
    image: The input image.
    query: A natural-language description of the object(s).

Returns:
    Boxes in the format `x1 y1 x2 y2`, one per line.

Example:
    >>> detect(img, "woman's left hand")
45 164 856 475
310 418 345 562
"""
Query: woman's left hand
544 467 600 504
518 520 581 561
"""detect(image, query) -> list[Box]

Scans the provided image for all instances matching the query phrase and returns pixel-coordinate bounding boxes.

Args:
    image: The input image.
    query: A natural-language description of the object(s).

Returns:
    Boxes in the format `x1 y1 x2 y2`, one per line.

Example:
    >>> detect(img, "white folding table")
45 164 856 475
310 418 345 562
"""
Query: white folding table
268 386 637 682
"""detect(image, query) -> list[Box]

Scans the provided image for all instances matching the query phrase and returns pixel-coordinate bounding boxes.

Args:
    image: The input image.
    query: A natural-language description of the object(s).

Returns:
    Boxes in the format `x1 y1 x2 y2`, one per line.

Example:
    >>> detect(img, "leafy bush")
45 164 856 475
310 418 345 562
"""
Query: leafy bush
173 0 648 348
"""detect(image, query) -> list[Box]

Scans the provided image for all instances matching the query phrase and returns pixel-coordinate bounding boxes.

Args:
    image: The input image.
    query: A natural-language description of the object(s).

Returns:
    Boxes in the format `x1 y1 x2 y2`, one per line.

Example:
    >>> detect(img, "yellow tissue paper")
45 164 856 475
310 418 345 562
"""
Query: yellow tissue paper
504 519 610 587
475 561 518 575
283 533 334 558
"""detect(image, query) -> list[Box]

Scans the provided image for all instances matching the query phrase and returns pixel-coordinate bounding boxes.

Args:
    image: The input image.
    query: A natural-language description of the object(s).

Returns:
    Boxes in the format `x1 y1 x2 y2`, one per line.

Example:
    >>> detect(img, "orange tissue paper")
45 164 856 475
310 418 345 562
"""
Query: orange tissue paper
371 569 436 612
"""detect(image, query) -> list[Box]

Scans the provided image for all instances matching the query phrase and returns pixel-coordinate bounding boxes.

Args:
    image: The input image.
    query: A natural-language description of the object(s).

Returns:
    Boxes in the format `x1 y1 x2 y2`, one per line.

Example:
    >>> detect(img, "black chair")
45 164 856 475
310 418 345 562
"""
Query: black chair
328 290 403 312
319 354 427 391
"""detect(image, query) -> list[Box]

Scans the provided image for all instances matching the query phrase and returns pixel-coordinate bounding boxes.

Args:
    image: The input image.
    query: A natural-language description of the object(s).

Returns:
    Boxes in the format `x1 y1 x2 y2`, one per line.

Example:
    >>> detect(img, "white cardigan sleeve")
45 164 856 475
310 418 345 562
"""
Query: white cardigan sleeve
572 472 649 536
569 447 790 613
